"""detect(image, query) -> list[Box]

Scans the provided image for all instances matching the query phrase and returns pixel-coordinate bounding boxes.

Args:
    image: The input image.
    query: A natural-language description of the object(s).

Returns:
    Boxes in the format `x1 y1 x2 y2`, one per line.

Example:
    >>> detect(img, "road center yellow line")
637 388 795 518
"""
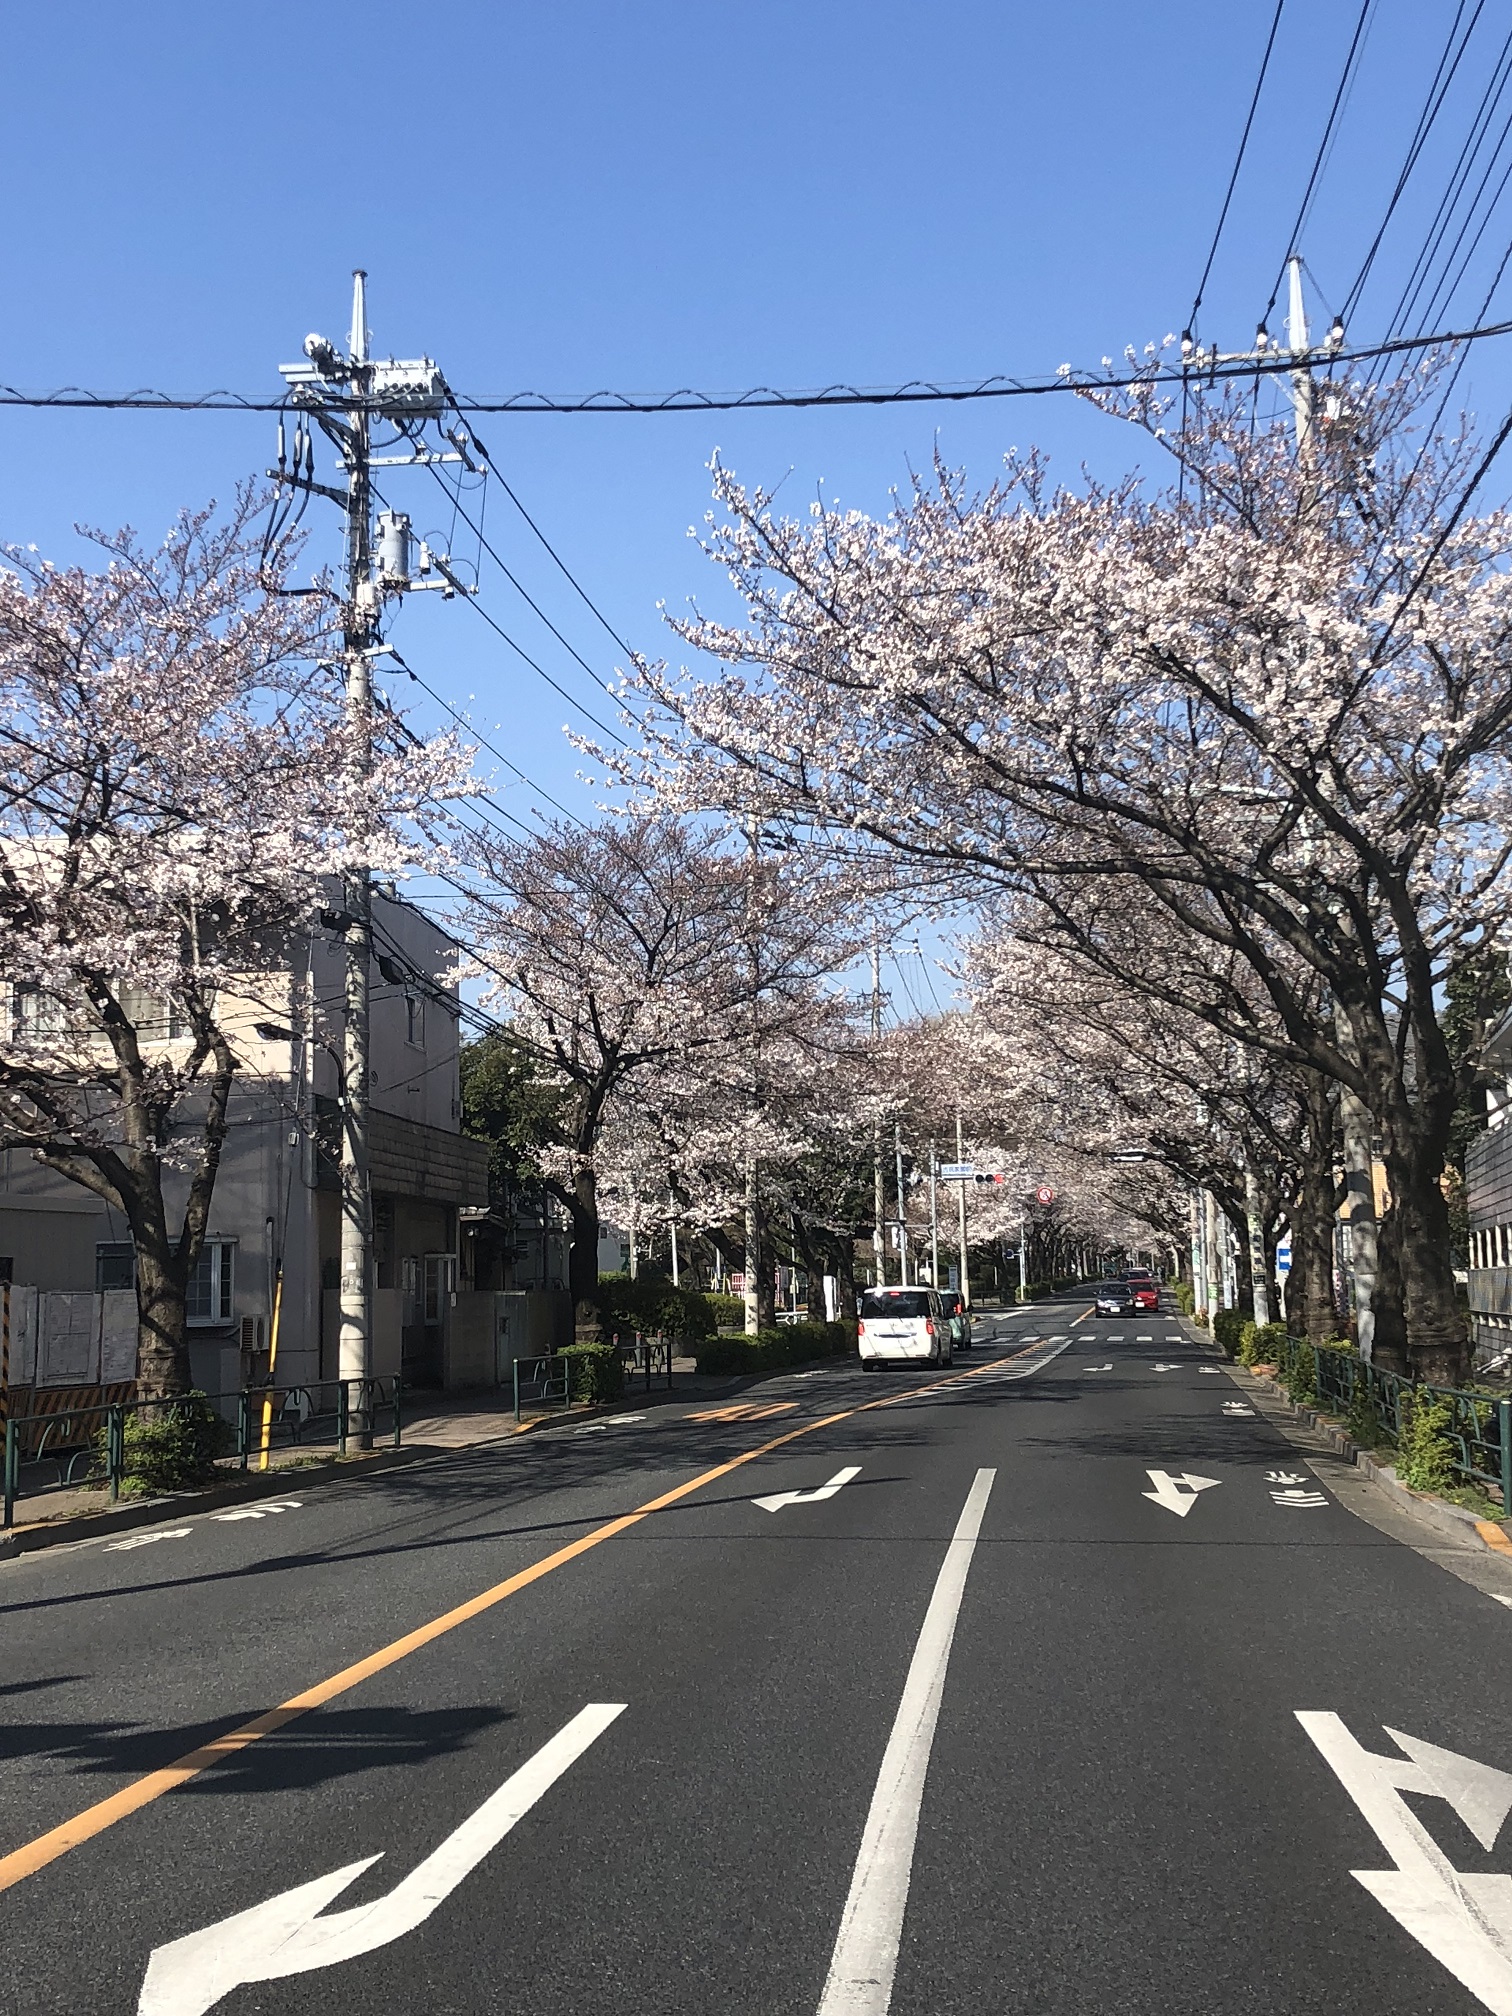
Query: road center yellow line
0 1341 1031 1896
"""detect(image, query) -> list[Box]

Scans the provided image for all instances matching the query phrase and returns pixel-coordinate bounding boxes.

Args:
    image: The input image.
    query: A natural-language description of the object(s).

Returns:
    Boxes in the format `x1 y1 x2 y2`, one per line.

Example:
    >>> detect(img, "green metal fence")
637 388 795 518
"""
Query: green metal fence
513 1354 569 1424
3 1376 402 1528
1273 1337 1512 1515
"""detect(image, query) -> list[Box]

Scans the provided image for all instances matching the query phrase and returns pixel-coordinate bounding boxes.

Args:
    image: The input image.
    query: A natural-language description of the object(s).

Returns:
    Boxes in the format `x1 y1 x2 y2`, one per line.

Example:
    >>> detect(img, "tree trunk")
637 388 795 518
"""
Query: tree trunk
568 1162 600 1332
1373 1204 1410 1375
132 1223 192 1398
1295 1073 1339 1345
1389 1147 1469 1384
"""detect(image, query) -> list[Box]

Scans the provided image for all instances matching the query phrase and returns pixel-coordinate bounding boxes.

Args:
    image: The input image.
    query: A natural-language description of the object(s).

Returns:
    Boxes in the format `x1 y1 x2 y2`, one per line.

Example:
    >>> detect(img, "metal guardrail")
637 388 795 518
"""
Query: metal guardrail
1276 1338 1512 1515
2 1377 402 1528
513 1353 569 1424
614 1331 674 1393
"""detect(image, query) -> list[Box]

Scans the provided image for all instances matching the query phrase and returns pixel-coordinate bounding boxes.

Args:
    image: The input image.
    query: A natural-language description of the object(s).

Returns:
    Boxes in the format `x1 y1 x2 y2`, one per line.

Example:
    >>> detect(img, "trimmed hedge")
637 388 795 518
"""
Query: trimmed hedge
559 1341 624 1405
1172 1281 1195 1317
591 1274 718 1341
703 1292 748 1331
695 1321 854 1376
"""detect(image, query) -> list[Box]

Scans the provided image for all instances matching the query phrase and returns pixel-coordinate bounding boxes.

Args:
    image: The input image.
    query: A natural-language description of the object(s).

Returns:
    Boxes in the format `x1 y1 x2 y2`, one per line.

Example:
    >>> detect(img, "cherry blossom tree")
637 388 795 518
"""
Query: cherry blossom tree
0 493 466 1394
620 371 1512 1381
462 813 859 1326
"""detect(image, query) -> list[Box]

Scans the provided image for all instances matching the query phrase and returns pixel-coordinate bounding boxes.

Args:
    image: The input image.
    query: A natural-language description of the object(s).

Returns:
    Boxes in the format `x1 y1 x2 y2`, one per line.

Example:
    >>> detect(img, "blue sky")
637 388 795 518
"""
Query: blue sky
3 0 1510 1011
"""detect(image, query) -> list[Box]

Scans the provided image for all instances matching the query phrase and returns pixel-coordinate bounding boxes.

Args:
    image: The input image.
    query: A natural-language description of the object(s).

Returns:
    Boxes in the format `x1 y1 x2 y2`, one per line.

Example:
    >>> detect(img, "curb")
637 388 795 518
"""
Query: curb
1171 1312 1512 1556
0 1443 421 1560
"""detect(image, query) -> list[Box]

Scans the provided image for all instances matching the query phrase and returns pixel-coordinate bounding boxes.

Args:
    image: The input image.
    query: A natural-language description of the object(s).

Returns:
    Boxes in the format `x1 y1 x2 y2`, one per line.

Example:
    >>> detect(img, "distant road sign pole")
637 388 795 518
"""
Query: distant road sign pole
955 1110 969 1311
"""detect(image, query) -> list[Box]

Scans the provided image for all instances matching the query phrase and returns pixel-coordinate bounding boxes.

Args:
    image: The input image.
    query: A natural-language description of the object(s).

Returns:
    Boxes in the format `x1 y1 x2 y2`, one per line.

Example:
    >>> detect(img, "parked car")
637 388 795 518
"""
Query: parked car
1093 1280 1138 1317
858 1285 952 1366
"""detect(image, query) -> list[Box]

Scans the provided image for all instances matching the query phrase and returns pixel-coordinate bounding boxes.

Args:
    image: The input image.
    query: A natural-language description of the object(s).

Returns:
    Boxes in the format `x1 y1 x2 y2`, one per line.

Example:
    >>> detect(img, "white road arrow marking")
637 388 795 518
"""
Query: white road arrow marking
210 1502 301 1522
1141 1469 1221 1518
1222 1402 1255 1416
1082 1363 1113 1373
1266 1471 1308 1485
107 1528 193 1552
753 1465 861 1513
137 1703 625 2016
1298 1711 1512 2014
1199 1367 1223 1375
1151 1363 1181 1373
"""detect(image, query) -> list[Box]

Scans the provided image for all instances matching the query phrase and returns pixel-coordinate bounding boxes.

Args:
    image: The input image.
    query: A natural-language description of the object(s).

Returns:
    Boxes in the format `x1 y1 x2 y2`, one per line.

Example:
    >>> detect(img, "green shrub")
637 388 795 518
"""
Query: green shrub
105 1393 234 1498
1240 1321 1289 1367
1283 1339 1318 1405
1396 1390 1457 1494
694 1320 853 1377
559 1341 624 1405
591 1274 718 1341
1211 1308 1247 1357
702 1293 747 1332
1173 1281 1195 1317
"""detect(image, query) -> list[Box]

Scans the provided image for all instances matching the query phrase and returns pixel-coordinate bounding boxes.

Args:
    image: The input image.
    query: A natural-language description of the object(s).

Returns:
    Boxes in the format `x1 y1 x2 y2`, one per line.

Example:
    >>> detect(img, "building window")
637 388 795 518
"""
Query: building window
96 1242 136 1291
405 990 425 1047
187 1241 235 1325
422 1252 456 1324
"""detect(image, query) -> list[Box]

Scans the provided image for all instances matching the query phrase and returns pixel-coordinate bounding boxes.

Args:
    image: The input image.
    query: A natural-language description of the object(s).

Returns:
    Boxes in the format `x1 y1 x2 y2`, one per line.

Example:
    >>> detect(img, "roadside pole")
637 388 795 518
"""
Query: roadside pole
872 940 886 1288
955 1110 970 1309
894 1123 909 1288
928 1139 940 1288
1244 1165 1270 1326
1204 1188 1224 1316
272 274 470 1441
1018 1216 1028 1304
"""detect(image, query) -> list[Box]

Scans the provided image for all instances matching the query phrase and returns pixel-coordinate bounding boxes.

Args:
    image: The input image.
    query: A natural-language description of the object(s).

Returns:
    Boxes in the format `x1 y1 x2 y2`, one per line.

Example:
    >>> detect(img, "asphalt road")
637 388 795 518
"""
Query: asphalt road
5 1298 1512 2015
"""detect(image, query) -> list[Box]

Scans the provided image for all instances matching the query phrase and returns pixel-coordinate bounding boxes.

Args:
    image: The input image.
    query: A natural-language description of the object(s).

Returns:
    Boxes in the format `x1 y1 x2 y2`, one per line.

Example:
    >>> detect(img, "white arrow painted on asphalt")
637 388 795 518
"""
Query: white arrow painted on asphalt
1151 1363 1181 1373
752 1465 861 1513
1299 1711 1512 2013
1081 1363 1113 1373
1222 1402 1255 1416
1141 1469 1221 1517
136 1703 625 2016
107 1528 193 1552
210 1502 302 1522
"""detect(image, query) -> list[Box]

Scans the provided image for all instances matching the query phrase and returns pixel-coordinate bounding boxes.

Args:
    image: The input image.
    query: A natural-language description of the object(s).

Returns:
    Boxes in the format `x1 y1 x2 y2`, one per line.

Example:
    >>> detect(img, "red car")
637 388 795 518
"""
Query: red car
1121 1269 1160 1313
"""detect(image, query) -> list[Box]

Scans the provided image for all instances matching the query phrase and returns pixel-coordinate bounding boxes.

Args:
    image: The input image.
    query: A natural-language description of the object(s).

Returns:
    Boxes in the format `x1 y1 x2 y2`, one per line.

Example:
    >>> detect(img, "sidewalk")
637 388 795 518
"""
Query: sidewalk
0 1350 808 1557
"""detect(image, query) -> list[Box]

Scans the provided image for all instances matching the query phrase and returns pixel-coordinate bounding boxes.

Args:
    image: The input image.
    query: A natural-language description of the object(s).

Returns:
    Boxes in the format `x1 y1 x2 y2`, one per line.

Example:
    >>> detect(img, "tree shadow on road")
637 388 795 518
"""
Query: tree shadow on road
0 1702 514 1796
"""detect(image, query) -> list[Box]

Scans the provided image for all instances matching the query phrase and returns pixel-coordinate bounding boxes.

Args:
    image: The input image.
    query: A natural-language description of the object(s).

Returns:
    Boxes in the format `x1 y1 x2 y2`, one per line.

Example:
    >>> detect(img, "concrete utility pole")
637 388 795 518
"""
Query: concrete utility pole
894 1123 909 1288
955 1109 969 1309
928 1139 940 1288
339 273 375 1422
275 276 473 1422
1204 1188 1223 1317
1245 1166 1270 1327
1190 1189 1205 1314
872 940 886 1289
1018 1216 1028 1304
1334 1006 1379 1361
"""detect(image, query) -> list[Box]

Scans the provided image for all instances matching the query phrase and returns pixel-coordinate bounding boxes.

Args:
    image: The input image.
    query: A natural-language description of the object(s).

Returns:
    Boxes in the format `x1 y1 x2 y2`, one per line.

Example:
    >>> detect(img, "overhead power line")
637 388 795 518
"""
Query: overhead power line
6 315 1512 418
1261 0 1375 325
1189 0 1287 331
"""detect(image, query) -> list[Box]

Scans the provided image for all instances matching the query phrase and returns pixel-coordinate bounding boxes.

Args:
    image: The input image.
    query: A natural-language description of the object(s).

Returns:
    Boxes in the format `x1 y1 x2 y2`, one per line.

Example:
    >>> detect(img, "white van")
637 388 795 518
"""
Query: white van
858 1286 951 1367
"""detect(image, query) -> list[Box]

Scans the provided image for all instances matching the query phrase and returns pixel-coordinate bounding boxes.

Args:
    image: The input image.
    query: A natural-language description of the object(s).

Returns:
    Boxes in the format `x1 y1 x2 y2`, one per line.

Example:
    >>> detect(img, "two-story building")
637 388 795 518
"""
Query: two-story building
0 890 538 1399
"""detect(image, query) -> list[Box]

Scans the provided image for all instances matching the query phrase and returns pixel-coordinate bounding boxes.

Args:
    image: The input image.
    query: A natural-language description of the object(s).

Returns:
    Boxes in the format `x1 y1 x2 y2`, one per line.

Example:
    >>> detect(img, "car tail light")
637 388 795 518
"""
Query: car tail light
925 1320 935 1335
